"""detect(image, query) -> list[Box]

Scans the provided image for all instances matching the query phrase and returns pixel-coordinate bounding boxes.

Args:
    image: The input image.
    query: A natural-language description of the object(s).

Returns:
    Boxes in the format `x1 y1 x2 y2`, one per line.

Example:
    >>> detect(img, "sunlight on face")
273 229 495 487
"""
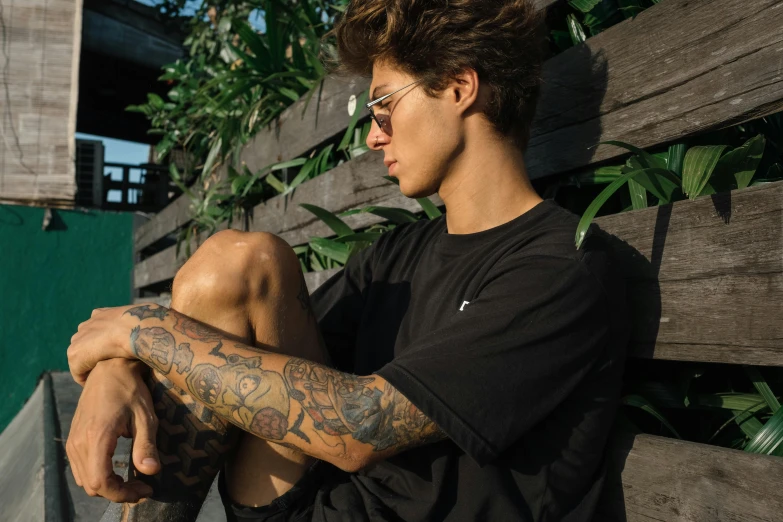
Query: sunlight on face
367 61 461 199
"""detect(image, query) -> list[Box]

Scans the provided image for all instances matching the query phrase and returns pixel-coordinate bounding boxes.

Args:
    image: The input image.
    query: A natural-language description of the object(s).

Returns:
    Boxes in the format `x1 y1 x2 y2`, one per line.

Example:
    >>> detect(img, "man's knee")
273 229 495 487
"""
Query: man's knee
172 230 300 307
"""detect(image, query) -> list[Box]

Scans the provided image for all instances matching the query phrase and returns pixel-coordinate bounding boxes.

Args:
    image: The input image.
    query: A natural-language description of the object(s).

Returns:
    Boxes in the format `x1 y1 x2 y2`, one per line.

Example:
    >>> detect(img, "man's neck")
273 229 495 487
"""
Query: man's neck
438 134 543 235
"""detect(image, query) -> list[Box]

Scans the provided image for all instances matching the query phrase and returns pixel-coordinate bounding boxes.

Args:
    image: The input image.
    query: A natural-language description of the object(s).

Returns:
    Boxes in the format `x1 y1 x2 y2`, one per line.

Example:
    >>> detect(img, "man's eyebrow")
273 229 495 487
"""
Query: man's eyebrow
372 83 390 99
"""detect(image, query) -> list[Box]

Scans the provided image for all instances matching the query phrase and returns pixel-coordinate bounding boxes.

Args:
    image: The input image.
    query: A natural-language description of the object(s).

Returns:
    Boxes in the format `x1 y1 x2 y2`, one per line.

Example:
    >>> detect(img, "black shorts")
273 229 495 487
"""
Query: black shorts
218 460 327 522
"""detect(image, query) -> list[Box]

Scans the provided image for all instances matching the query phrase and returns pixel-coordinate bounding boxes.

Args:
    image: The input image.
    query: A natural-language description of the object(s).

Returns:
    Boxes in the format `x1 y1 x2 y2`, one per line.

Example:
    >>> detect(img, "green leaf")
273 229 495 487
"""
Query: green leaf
667 143 686 177
309 237 350 264
711 134 766 192
627 178 647 210
287 156 317 191
362 206 419 224
231 175 251 195
278 87 303 103
744 366 781 413
316 144 335 175
623 161 682 203
691 393 769 411
268 157 308 172
202 137 222 178
708 399 768 442
235 21 272 69
566 13 587 45
147 93 164 109
575 165 625 185
575 168 673 248
417 197 443 219
300 204 353 237
745 406 783 455
681 145 727 199
568 0 602 13
598 140 666 170
334 232 384 243
622 394 682 439
265 173 286 193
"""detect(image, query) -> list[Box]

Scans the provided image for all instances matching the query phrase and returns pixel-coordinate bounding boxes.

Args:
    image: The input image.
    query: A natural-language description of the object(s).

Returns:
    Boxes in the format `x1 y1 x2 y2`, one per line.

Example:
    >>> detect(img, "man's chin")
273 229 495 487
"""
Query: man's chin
398 179 438 200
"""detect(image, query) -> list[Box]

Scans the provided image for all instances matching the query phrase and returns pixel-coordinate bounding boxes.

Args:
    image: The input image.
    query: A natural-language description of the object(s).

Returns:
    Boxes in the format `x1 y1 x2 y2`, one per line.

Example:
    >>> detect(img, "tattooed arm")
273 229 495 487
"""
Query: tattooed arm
68 304 446 472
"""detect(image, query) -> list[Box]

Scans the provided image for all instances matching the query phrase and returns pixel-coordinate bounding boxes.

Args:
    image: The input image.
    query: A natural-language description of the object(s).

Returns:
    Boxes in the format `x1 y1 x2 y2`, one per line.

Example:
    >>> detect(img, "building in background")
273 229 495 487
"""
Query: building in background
0 0 186 211
0 0 188 434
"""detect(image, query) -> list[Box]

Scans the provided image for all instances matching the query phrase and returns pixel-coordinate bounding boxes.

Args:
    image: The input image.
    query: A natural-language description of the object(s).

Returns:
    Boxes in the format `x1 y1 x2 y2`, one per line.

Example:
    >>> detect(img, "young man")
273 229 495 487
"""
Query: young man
66 0 630 520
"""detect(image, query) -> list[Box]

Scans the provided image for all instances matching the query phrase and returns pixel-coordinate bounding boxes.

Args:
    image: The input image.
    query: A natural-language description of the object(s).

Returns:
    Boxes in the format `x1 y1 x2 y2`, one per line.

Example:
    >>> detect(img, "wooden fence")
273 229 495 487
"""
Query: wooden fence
131 0 783 520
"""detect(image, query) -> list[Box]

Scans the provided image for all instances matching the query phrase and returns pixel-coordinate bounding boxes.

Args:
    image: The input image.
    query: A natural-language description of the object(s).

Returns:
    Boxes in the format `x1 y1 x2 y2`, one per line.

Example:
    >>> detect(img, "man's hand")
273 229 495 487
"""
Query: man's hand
66 358 161 503
68 304 150 386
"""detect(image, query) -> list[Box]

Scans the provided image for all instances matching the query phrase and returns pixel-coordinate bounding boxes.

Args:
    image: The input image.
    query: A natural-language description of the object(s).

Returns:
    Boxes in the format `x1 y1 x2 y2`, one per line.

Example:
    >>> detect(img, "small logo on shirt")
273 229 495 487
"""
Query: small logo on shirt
459 300 470 311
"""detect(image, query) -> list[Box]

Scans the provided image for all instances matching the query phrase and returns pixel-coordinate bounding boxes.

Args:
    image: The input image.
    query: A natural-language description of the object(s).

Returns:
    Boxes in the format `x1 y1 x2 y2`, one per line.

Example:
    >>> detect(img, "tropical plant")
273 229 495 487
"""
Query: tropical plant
128 0 349 190
620 362 783 456
296 176 442 272
568 112 783 248
170 90 372 257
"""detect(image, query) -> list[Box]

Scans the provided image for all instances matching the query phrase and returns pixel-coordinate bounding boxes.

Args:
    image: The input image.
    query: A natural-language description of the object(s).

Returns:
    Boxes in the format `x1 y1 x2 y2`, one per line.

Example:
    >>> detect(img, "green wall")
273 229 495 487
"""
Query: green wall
0 204 133 432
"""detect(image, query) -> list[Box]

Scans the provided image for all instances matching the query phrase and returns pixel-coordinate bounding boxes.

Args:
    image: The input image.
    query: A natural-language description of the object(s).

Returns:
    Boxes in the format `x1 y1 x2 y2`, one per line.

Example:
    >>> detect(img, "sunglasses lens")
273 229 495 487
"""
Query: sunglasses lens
377 115 391 135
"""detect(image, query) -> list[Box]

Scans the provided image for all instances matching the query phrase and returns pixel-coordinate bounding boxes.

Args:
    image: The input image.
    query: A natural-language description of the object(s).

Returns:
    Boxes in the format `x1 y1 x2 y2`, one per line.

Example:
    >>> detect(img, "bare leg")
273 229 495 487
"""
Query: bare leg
106 230 328 520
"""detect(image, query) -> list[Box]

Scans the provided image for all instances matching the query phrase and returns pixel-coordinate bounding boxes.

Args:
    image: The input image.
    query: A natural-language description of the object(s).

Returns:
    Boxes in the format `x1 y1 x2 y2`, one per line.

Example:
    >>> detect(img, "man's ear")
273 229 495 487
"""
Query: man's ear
449 67 482 116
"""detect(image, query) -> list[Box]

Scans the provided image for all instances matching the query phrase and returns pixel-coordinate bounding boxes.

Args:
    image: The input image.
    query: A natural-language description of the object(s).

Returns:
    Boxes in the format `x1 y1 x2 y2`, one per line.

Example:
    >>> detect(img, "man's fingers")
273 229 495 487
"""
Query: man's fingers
131 405 161 476
97 474 153 504
67 439 84 488
84 427 123 499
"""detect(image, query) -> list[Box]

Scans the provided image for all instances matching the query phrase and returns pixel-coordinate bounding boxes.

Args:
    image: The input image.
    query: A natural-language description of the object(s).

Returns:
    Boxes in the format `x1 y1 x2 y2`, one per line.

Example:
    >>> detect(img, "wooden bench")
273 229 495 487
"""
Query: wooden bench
130 0 783 520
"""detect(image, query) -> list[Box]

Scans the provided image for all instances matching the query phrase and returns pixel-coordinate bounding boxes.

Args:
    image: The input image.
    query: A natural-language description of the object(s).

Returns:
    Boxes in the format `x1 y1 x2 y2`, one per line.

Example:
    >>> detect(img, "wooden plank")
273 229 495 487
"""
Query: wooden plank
527 0 783 180
592 181 783 366
133 192 192 253
247 152 443 246
136 182 783 366
596 433 783 522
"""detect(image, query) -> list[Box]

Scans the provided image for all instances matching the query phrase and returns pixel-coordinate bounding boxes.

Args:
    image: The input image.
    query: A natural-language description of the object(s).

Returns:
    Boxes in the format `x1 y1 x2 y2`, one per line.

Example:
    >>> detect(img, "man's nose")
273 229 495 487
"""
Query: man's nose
366 120 384 149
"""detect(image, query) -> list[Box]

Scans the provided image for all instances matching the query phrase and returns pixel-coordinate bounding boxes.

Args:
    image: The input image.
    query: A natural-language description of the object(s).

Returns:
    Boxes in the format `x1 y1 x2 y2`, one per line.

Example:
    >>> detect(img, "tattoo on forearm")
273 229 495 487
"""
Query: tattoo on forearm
130 327 194 375
284 358 445 452
125 305 445 465
174 314 223 342
185 353 290 441
289 410 311 444
124 304 169 321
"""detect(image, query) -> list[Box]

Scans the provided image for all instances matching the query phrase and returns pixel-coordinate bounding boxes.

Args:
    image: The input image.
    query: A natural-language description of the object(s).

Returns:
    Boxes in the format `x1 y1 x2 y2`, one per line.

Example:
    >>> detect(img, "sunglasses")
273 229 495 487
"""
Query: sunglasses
365 79 423 136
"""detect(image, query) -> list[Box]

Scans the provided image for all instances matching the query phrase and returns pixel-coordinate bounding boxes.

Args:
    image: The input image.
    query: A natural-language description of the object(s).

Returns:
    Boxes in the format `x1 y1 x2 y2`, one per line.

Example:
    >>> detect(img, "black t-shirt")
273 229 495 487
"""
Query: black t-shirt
309 199 630 522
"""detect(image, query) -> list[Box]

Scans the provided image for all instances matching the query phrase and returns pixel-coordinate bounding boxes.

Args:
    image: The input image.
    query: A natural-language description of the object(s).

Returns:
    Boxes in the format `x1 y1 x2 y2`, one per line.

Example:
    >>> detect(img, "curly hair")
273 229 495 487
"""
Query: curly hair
324 0 547 152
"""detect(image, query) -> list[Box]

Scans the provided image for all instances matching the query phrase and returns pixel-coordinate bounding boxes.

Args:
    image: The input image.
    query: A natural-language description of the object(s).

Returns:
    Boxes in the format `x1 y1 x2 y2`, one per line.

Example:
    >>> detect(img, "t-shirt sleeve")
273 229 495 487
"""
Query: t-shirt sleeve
375 254 614 466
310 237 377 373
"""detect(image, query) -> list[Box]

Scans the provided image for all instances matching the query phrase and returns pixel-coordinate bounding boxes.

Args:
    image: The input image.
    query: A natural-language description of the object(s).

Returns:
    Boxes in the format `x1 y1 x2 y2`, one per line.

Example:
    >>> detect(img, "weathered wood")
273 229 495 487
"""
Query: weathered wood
304 267 341 294
593 181 783 366
528 0 783 179
247 152 444 246
596 433 783 522
135 181 783 367
135 0 783 255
